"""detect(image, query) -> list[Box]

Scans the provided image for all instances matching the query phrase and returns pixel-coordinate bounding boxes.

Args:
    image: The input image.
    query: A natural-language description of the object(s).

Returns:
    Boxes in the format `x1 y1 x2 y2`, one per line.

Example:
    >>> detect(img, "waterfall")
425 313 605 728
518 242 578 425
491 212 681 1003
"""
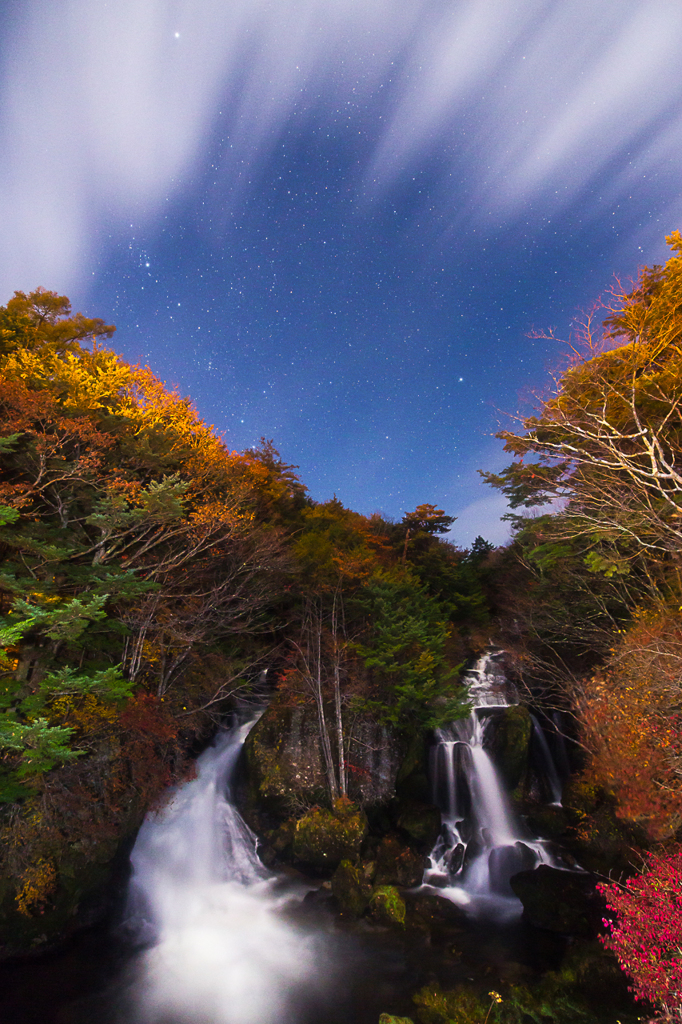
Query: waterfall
123 718 321 1024
530 714 563 805
423 653 565 919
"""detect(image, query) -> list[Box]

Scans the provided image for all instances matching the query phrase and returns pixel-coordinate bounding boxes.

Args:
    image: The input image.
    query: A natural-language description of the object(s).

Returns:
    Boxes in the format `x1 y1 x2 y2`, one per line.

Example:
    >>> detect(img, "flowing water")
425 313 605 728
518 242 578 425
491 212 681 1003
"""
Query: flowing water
118 717 332 1024
423 652 568 919
3 663 580 1023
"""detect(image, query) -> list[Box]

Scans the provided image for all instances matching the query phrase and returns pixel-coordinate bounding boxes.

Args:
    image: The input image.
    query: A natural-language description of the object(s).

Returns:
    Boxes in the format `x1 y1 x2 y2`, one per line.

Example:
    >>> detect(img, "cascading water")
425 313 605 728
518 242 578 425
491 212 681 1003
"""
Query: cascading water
122 717 323 1024
423 652 567 919
530 714 563 805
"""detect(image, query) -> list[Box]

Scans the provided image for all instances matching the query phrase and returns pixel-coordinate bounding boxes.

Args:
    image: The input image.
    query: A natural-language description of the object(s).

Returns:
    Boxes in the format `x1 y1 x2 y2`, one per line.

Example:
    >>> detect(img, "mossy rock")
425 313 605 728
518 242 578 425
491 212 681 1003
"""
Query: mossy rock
292 799 368 870
375 835 424 887
413 983 485 1024
485 705 532 789
0 836 123 959
403 891 467 939
369 885 406 927
379 1015 415 1024
332 859 372 916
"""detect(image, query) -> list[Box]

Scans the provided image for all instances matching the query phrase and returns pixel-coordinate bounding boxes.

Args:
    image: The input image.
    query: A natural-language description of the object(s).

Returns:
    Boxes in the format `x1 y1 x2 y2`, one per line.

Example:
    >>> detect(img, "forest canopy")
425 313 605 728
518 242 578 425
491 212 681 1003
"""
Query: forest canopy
0 289 484 922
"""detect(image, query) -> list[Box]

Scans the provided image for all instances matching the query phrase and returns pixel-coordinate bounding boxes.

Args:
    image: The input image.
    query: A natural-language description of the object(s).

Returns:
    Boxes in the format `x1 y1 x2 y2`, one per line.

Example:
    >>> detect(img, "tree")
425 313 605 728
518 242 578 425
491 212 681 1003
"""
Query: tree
400 503 455 563
352 569 468 731
598 849 682 1021
482 232 682 567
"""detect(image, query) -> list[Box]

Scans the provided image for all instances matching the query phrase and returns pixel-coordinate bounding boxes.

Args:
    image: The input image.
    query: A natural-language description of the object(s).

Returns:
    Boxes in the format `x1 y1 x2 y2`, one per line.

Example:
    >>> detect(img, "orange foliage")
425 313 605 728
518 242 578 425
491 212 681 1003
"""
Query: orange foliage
577 607 682 839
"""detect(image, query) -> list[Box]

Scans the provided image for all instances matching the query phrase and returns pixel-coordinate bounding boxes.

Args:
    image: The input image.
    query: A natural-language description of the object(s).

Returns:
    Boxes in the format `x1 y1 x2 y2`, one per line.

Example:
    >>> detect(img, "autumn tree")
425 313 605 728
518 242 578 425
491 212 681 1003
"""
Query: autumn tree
401 503 455 563
483 232 682 571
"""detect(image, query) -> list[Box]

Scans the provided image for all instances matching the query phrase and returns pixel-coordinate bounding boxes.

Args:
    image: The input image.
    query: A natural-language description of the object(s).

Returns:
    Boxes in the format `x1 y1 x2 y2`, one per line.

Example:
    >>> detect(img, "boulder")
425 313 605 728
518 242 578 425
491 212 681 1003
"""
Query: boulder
331 859 372 916
484 705 532 790
243 705 328 818
369 885 406 927
243 703 405 821
402 890 467 938
292 799 368 871
375 835 424 887
510 864 603 936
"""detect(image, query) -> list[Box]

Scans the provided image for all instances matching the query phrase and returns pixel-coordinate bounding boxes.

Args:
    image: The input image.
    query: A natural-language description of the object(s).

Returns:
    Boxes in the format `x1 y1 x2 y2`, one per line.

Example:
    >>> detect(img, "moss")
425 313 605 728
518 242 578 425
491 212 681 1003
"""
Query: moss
332 859 372 916
379 1016 415 1024
292 800 367 870
486 706 532 790
413 983 485 1024
0 838 120 958
369 884 406 927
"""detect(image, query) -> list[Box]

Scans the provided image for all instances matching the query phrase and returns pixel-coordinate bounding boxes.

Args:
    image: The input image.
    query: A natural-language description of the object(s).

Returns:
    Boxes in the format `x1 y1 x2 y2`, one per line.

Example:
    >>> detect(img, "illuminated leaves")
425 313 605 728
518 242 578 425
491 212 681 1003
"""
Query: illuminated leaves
599 849 682 1019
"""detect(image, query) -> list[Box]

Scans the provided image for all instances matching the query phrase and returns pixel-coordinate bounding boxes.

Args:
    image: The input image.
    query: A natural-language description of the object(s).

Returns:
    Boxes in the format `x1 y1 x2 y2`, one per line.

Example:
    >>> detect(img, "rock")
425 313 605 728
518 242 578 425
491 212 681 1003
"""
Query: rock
243 706 328 818
345 719 406 805
375 835 424 887
396 802 441 847
510 864 603 936
331 859 372 916
526 803 570 842
484 705 532 789
369 885 406 927
379 1016 414 1024
487 841 540 895
403 891 467 938
243 703 405 820
292 799 368 871
413 983 486 1024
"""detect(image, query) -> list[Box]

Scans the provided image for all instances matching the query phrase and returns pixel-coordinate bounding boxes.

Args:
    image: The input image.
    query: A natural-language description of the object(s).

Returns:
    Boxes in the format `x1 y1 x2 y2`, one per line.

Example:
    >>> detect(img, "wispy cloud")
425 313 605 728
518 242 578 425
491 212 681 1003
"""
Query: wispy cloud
2 0 681 297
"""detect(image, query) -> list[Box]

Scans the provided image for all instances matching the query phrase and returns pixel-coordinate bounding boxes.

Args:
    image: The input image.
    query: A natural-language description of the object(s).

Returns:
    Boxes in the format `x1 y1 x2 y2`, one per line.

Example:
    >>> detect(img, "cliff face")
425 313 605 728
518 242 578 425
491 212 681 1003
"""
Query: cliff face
242 703 407 817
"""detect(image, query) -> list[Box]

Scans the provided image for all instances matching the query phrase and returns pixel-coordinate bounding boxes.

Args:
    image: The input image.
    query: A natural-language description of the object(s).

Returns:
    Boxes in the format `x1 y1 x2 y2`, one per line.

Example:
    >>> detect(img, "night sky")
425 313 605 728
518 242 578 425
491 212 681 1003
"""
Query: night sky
2 1 682 545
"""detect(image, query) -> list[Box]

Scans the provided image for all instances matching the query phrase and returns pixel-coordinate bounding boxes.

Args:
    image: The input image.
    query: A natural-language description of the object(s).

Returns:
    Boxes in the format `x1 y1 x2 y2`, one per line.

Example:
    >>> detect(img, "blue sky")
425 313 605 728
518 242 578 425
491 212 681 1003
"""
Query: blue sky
2 0 681 544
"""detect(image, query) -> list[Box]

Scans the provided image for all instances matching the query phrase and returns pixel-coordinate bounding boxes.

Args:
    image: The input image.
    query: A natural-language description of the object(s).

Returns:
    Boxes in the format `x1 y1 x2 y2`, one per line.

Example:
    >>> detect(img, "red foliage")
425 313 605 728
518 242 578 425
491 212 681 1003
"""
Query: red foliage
115 693 180 808
119 693 178 742
598 849 682 1021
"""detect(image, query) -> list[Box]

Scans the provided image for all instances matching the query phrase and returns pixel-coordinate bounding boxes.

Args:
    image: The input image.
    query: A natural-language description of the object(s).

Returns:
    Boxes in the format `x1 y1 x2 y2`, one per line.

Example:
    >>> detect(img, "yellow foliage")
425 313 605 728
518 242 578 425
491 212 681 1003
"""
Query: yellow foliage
49 693 118 734
15 857 57 917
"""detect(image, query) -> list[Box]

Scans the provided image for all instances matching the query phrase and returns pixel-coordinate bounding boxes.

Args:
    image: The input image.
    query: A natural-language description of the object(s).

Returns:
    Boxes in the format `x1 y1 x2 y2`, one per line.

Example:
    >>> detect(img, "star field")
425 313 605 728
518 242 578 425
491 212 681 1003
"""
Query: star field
2 0 682 544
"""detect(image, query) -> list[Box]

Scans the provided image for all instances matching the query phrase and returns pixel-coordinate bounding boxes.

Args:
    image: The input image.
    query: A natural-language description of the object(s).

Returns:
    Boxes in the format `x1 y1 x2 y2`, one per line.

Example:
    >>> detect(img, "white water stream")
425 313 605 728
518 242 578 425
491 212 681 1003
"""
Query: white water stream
423 653 564 919
124 718 322 1024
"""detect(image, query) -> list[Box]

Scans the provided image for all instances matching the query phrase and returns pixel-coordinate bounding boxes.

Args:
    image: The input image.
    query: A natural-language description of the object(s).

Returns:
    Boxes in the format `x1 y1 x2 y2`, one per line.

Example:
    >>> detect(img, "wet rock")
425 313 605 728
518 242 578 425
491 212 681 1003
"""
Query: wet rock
487 841 539 895
292 799 368 871
510 864 604 936
375 835 424 887
331 859 372 916
402 891 467 938
484 705 532 789
369 885 406 927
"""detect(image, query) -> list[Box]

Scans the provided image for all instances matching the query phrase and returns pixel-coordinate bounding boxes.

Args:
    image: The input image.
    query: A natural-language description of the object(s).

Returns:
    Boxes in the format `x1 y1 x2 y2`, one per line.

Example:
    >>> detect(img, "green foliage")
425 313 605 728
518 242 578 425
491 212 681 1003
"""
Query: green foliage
369 884 406 927
352 571 468 730
11 593 109 642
